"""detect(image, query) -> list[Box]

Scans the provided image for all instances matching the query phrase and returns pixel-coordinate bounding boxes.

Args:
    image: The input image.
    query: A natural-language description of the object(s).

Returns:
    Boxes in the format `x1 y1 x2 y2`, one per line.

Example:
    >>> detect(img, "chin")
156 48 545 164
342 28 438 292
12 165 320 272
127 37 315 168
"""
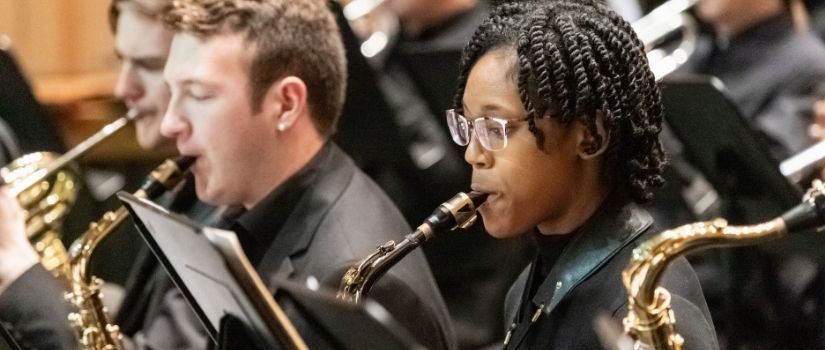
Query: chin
193 180 219 205
136 137 159 151
482 220 524 240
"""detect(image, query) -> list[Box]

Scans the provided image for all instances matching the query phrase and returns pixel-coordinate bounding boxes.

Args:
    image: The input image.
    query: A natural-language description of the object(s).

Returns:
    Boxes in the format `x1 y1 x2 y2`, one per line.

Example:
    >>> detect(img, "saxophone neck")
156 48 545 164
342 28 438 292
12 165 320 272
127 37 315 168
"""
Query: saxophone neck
337 191 487 303
68 207 130 284
624 218 787 307
67 156 194 285
623 180 825 349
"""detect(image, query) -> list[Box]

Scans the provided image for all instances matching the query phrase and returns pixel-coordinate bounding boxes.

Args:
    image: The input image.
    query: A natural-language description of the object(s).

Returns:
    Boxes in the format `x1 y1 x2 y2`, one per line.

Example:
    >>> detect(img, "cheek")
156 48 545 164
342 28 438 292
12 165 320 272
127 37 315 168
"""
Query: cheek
141 72 167 99
498 150 572 228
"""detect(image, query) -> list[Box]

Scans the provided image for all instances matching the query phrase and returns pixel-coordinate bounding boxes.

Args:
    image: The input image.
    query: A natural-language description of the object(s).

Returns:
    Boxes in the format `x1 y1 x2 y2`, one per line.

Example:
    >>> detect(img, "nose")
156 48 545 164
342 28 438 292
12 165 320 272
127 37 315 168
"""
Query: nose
160 94 188 141
464 135 491 169
113 62 143 103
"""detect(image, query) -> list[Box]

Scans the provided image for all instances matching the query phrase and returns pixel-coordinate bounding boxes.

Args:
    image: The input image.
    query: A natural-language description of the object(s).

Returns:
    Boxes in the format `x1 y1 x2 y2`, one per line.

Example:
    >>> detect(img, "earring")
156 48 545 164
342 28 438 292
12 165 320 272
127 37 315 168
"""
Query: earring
584 141 600 155
583 135 603 155
277 122 287 131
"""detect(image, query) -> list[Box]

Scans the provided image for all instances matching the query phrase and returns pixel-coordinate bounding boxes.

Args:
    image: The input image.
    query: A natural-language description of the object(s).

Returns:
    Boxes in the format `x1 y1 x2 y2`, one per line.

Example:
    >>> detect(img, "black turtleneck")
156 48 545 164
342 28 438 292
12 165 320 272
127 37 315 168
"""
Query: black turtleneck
520 232 573 323
534 233 573 290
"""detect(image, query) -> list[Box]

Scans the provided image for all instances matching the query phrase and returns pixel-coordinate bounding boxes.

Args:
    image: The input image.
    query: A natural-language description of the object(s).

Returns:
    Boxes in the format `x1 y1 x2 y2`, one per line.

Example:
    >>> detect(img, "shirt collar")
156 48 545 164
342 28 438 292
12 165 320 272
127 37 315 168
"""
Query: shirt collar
230 142 333 264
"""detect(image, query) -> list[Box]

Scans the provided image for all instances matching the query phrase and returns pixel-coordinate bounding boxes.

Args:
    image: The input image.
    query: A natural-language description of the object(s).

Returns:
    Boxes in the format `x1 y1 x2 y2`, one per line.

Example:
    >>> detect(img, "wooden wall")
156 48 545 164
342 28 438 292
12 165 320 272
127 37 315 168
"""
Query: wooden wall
0 1 118 103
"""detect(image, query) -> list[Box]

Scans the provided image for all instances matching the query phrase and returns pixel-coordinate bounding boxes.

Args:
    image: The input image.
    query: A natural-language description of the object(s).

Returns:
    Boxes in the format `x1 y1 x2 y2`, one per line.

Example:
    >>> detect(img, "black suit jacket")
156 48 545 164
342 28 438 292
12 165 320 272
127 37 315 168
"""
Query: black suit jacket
236 143 456 350
0 50 64 154
502 198 719 350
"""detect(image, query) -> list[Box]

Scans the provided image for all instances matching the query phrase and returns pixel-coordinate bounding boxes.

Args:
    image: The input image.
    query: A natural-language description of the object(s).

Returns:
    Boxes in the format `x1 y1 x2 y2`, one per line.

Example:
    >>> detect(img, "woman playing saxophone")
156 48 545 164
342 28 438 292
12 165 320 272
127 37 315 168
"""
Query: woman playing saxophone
445 1 717 348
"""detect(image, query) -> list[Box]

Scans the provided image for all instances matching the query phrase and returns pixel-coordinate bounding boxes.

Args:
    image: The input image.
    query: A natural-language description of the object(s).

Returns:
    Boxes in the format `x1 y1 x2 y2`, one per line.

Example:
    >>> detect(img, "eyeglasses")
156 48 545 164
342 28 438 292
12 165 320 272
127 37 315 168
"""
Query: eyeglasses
445 109 531 151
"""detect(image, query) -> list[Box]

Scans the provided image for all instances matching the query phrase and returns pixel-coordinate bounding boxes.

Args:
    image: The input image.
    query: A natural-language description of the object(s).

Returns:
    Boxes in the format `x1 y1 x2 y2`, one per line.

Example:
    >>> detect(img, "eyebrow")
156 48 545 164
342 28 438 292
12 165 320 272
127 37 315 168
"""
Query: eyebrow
462 103 508 116
114 49 166 66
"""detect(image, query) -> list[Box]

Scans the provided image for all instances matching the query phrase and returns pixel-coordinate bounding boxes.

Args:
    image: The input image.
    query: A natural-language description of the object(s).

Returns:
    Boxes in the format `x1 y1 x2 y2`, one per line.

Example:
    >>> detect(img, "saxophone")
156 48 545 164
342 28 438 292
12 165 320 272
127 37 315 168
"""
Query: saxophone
622 180 825 350
337 191 487 302
64 156 195 350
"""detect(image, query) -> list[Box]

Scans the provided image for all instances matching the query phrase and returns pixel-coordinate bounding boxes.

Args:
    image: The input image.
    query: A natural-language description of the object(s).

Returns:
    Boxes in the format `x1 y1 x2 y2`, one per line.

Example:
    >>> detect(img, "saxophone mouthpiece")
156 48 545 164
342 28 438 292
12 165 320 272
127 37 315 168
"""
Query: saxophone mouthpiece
467 191 489 208
420 191 488 236
174 156 196 171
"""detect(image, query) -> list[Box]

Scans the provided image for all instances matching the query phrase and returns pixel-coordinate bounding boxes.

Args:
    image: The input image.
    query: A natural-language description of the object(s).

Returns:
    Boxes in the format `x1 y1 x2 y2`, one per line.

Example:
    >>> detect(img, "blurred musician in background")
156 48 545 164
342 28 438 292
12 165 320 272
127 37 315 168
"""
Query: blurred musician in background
0 1 221 348
0 45 65 156
447 1 717 349
684 0 825 158
0 49 63 158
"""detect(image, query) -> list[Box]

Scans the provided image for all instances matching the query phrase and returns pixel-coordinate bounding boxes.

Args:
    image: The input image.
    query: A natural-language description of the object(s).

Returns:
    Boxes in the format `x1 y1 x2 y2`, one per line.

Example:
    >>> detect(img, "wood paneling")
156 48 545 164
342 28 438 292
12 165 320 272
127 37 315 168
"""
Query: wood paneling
0 1 118 102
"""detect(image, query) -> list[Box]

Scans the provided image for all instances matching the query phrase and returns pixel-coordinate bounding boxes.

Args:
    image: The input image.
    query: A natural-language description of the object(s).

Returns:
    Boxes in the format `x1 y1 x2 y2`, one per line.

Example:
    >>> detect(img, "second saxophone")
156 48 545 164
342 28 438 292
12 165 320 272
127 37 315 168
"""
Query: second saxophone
64 156 195 350
338 191 487 302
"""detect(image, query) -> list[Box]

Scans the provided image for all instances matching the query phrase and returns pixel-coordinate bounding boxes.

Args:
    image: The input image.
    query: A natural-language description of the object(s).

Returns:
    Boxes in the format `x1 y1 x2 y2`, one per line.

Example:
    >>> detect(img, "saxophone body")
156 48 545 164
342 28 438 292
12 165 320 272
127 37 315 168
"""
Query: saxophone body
338 191 487 302
622 181 825 349
64 156 194 350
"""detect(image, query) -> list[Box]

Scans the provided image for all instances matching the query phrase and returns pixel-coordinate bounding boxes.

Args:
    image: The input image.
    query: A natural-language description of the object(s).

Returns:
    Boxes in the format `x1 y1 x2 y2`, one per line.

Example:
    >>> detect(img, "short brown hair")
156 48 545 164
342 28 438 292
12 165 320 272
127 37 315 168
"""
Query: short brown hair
164 0 347 138
109 0 172 32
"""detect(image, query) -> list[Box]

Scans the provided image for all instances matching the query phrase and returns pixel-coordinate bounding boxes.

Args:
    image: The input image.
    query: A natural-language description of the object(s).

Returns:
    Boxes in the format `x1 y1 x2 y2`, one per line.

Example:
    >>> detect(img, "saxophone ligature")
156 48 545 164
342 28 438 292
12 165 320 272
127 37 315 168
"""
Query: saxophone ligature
1 110 137 277
64 156 194 350
622 180 825 350
337 191 487 303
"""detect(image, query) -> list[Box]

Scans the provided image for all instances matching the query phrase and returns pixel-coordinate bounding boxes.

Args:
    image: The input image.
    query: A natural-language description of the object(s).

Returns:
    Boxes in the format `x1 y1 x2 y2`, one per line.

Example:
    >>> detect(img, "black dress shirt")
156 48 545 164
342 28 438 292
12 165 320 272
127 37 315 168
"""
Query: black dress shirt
229 144 325 265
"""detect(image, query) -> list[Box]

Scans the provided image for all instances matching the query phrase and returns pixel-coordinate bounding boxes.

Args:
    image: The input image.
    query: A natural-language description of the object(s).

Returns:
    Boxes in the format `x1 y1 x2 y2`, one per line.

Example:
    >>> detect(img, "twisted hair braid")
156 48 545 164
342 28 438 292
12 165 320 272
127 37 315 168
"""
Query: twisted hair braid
452 0 666 203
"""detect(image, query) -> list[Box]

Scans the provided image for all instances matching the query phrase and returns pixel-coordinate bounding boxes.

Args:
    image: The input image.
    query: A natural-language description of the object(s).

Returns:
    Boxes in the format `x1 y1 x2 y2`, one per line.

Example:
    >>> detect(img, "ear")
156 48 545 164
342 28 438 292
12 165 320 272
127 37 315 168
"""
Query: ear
575 114 609 159
261 76 307 132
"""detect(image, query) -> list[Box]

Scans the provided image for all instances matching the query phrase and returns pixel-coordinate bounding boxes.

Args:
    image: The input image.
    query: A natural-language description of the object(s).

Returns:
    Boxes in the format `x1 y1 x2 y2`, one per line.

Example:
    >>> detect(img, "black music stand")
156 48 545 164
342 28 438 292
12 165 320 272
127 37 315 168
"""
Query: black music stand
272 279 424 350
119 192 423 350
0 322 21 350
660 75 803 224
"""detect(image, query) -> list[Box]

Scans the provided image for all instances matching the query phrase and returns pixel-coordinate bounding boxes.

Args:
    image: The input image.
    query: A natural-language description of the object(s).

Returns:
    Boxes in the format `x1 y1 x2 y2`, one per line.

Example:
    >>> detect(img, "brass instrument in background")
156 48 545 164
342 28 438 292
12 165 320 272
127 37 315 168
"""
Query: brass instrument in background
781 139 825 183
631 0 698 80
338 191 487 303
64 156 194 350
622 180 825 350
335 0 398 59
1 110 137 277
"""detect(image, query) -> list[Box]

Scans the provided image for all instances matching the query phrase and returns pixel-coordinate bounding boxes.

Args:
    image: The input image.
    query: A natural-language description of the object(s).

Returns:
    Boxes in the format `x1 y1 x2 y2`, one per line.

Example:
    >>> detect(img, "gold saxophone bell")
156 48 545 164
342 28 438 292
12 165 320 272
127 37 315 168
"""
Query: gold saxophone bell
622 180 825 349
0 111 137 277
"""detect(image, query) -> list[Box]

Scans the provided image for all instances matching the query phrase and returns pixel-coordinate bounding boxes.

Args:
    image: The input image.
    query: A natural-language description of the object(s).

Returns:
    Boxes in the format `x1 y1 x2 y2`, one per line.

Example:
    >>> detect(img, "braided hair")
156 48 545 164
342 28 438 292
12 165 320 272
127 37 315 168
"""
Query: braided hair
453 0 666 203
